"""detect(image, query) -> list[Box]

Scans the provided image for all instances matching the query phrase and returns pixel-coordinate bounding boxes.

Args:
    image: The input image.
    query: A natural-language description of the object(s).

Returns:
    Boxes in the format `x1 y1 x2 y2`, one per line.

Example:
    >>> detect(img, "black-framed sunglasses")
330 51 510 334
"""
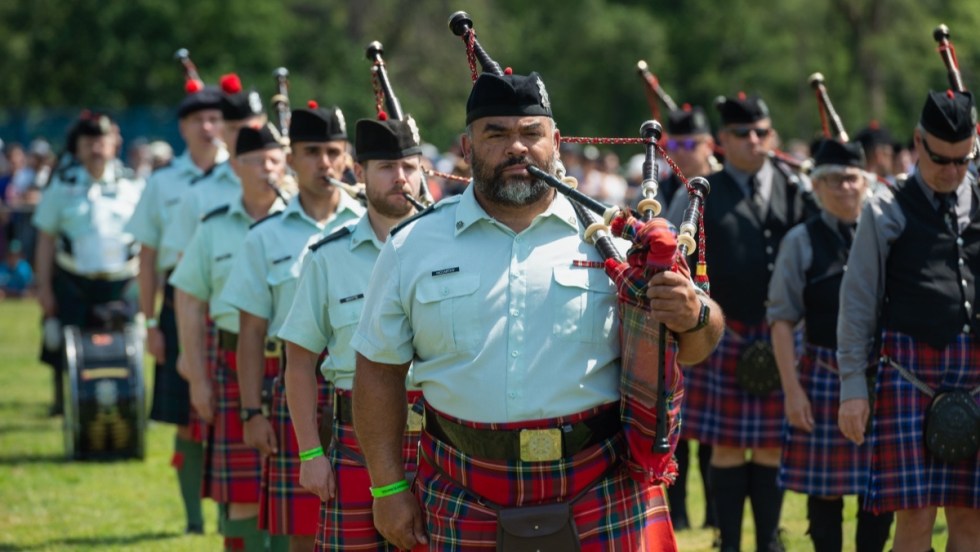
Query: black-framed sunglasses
666 138 702 152
728 126 772 139
920 134 976 166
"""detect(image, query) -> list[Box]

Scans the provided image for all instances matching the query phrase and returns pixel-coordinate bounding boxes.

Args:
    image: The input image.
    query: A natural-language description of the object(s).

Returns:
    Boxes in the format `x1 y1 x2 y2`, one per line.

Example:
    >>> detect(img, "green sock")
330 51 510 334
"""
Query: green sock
223 515 266 552
173 436 205 530
268 534 289 552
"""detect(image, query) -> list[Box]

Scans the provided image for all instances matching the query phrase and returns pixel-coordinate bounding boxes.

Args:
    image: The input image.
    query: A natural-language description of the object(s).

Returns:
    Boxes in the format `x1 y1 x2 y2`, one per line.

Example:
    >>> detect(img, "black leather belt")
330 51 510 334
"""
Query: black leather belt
217 330 282 359
218 329 238 351
424 406 621 462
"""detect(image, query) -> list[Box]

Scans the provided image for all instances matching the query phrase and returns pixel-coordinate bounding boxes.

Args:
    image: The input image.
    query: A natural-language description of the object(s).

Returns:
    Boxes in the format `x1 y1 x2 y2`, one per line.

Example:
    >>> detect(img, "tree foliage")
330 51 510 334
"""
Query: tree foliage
2 0 980 148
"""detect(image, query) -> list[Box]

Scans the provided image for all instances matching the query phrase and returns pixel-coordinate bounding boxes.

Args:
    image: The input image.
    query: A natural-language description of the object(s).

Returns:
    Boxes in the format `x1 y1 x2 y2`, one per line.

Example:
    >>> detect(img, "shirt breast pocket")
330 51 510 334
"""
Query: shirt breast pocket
552 266 617 343
414 273 482 354
330 299 363 332
266 257 301 301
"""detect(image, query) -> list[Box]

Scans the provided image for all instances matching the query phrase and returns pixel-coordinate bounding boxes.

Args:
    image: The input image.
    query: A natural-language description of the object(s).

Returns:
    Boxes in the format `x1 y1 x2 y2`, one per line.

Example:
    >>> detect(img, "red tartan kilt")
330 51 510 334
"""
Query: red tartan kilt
189 318 219 444
315 390 422 552
685 319 784 449
778 344 871 496
413 405 676 551
202 345 280 503
865 330 980 514
259 372 332 535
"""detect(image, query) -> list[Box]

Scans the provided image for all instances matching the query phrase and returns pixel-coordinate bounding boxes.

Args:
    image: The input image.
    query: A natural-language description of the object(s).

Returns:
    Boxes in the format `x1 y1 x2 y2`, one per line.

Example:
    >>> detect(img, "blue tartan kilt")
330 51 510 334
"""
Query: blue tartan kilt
779 344 871 496
864 330 980 514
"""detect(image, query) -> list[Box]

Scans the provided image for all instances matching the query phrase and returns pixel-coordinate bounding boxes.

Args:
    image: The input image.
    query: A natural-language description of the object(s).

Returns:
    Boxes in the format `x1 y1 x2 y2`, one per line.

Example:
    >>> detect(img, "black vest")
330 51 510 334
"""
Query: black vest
701 163 817 323
803 217 848 349
882 177 980 348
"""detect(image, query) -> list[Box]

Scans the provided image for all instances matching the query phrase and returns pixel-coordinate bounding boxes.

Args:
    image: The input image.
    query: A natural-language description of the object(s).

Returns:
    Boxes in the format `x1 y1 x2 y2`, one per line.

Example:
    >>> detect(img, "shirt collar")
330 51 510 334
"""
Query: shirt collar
724 157 773 190
175 148 230 177
229 192 287 221
349 214 384 251
453 184 579 237
911 167 972 207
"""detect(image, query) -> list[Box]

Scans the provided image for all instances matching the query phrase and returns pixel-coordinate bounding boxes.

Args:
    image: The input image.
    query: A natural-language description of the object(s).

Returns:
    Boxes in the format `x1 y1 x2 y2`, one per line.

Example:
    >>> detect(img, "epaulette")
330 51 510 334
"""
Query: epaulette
390 204 437 237
190 163 219 185
309 226 352 252
249 210 283 229
201 204 231 222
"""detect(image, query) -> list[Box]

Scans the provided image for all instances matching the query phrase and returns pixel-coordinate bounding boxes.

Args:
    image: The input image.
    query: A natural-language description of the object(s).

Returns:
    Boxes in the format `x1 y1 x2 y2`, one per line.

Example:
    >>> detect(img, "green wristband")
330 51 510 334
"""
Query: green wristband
299 446 324 461
370 479 410 498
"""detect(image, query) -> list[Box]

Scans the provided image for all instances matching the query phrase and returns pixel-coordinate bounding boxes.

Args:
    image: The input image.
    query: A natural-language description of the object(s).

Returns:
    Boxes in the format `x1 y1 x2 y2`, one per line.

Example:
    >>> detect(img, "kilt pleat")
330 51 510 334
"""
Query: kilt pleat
314 390 422 551
778 344 871 496
259 374 332 535
864 330 980 514
202 345 280 503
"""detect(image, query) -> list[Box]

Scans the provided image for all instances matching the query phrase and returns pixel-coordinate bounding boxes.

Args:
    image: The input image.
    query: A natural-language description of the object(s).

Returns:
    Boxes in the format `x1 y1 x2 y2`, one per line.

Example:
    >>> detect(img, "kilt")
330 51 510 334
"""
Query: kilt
683 319 784 449
201 343 281 503
260 371 332 535
779 344 871 496
864 330 980 514
149 282 190 425
315 390 423 551
678 362 710 442
413 405 677 551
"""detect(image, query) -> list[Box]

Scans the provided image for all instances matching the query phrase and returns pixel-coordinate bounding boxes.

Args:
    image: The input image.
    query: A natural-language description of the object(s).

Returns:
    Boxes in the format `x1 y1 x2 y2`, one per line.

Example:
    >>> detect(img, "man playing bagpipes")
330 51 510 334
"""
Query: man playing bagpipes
349 67 723 551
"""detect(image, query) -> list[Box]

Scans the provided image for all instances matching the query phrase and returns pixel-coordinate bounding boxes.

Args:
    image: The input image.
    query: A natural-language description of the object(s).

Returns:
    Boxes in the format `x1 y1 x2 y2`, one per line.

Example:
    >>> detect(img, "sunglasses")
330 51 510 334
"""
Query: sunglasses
728 126 772 139
666 138 703 152
920 135 976 166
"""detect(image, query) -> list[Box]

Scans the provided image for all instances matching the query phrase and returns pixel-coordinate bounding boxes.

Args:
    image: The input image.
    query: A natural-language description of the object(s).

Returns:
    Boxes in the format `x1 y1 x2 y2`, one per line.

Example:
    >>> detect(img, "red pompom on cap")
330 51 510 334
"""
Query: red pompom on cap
737 91 747 100
869 119 880 129
307 100 318 109
220 73 243 94
682 102 691 112
185 79 204 94
947 89 956 99
378 110 388 121
504 67 513 75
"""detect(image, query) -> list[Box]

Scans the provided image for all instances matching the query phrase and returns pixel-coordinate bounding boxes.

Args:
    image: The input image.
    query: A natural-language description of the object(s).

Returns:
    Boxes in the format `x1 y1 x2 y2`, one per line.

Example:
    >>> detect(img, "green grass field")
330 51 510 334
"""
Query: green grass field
0 299 940 551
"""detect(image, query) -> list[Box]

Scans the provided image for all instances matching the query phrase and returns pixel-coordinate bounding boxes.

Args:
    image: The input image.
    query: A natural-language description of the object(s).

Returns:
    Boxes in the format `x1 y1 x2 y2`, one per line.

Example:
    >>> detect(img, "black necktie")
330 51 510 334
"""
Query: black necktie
936 192 957 233
838 221 856 248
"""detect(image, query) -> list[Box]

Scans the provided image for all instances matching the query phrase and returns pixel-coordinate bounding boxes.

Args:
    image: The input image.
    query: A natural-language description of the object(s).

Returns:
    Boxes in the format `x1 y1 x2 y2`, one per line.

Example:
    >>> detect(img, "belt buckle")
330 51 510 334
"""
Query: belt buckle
406 407 423 432
519 428 562 462
264 339 282 359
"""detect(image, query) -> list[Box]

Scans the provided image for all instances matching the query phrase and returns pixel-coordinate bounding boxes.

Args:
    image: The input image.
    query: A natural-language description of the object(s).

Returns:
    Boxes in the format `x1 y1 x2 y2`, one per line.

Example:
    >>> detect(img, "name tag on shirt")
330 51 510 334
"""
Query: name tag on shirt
432 267 460 277
271 255 292 265
339 293 364 304
215 253 232 262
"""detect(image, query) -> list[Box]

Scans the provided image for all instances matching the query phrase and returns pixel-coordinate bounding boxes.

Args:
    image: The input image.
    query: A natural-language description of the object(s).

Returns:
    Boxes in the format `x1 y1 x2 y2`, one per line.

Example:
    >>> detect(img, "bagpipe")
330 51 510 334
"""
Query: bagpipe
808 72 849 142
934 24 980 153
271 67 291 143
635 59 810 174
366 40 432 211
449 11 710 478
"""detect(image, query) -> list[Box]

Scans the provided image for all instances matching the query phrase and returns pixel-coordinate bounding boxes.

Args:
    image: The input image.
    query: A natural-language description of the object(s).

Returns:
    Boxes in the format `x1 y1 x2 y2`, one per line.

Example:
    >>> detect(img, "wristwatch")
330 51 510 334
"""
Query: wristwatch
684 297 711 333
240 408 263 422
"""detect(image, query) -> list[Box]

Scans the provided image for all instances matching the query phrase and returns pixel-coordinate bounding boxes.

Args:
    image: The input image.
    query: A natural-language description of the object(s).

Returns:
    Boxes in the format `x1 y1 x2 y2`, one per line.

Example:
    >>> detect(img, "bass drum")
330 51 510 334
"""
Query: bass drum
63 324 146 460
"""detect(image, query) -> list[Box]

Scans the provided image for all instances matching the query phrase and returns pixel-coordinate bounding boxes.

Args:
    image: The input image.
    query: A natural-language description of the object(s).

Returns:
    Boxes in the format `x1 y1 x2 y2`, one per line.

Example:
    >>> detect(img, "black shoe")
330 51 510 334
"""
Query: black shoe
186 523 204 535
671 515 690 531
48 402 64 417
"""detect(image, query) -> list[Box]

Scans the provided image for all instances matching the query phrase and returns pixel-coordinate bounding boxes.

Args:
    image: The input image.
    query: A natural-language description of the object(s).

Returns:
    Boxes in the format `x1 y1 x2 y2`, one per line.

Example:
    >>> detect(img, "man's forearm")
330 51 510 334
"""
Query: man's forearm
137 247 160 319
175 290 207 381
284 342 323 452
771 320 799 388
353 354 410 486
236 311 269 410
676 297 724 365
